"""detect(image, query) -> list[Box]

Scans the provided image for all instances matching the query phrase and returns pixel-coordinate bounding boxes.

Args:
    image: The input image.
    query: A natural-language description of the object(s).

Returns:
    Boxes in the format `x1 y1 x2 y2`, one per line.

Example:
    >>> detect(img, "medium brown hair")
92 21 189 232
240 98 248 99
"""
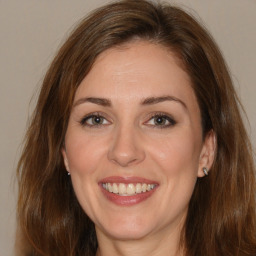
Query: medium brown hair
17 0 256 255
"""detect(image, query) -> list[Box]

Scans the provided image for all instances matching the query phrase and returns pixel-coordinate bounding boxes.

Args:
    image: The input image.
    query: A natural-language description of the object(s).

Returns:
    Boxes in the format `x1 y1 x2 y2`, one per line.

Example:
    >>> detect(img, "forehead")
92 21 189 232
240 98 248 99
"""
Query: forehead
74 41 197 108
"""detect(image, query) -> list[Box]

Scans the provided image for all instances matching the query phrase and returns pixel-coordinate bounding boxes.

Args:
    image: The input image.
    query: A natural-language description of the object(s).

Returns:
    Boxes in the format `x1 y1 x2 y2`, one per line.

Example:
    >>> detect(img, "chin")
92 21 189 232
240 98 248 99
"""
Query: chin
95 215 156 241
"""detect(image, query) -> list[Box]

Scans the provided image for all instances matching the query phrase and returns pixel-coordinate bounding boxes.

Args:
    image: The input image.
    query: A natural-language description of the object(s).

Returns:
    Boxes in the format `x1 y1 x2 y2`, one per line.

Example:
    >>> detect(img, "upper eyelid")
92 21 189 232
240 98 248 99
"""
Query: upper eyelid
82 111 109 119
144 111 175 121
79 111 176 125
80 112 111 124
143 112 177 127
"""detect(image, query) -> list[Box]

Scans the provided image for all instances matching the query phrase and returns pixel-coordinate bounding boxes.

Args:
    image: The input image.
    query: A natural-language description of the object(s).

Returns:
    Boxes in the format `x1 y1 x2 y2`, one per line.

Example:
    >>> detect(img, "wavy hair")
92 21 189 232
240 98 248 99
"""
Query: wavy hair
17 0 256 255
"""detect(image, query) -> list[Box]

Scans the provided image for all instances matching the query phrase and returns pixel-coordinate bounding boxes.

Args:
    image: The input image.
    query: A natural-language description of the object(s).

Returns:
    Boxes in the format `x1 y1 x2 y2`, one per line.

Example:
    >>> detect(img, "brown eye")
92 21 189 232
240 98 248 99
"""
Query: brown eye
91 116 104 125
146 114 176 128
80 114 110 127
154 116 168 126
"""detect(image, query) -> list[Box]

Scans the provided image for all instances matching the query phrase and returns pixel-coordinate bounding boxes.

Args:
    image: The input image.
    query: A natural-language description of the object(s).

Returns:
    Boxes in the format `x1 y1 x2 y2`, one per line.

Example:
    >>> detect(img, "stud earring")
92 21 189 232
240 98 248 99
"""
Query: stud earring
203 167 209 176
67 172 70 176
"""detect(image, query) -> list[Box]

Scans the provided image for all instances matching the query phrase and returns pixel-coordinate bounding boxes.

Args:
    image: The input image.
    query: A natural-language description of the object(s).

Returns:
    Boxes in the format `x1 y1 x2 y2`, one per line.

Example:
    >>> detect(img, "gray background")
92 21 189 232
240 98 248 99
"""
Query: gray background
1 0 255 255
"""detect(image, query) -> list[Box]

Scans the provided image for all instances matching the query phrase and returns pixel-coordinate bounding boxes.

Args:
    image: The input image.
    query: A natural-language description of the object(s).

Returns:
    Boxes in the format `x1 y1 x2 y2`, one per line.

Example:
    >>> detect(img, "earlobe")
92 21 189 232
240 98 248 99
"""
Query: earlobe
61 148 70 172
197 130 216 177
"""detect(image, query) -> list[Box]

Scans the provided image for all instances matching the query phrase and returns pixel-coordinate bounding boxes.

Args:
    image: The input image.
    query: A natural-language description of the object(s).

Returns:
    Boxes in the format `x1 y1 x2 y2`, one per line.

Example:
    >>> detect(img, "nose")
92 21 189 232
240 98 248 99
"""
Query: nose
107 124 145 167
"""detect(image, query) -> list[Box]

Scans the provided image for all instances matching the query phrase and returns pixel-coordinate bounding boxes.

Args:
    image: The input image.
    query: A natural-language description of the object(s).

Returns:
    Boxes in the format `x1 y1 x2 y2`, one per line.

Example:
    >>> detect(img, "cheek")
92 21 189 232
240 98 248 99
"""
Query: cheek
141 130 202 225
148 129 201 175
65 132 108 175
64 132 109 218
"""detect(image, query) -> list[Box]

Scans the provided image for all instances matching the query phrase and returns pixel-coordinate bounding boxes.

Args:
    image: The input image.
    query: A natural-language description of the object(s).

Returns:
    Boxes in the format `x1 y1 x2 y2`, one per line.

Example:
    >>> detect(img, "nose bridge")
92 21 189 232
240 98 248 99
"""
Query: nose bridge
107 121 145 167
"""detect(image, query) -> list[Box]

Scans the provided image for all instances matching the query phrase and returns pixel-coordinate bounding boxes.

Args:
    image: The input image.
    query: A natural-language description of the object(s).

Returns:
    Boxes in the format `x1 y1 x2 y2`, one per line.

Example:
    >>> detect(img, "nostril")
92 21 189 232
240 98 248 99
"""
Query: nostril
107 128 146 167
107 144 145 167
109 154 139 167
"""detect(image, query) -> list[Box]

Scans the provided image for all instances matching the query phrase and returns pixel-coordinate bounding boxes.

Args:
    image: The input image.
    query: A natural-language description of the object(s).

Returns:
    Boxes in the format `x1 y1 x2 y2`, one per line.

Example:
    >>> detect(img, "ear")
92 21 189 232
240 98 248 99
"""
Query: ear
197 130 216 177
61 148 70 172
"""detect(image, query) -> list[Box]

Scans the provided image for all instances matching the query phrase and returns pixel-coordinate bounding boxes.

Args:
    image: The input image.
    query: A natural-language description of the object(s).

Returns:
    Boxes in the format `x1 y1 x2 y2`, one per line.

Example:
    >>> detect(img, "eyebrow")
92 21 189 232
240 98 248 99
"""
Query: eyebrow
141 96 187 109
73 97 112 107
73 95 187 109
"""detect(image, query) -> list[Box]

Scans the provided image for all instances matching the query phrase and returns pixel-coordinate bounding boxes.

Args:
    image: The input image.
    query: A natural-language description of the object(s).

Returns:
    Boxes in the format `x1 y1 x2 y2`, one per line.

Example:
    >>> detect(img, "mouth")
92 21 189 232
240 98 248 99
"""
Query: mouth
102 182 157 196
99 176 158 206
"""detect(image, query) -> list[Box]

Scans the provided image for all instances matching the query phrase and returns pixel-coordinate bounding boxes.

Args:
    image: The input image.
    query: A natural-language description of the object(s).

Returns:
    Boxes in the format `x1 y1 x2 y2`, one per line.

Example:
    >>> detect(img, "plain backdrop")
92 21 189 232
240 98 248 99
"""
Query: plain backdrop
0 0 255 255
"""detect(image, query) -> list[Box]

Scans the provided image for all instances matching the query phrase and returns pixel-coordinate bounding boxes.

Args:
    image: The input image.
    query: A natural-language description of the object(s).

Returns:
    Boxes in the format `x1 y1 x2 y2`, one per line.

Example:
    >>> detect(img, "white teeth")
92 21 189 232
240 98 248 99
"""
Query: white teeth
142 183 147 192
135 183 142 194
118 183 126 195
102 182 156 195
127 184 135 195
108 183 113 193
112 183 118 194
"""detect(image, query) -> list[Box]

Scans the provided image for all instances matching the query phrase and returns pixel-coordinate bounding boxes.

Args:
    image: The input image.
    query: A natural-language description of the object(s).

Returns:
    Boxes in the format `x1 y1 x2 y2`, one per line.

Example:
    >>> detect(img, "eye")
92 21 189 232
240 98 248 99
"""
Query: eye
145 113 176 128
80 113 110 127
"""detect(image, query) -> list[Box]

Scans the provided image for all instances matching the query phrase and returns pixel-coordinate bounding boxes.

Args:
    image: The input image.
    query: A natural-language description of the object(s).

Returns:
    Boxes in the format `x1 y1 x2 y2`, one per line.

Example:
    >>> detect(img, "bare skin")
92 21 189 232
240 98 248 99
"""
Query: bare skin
62 40 215 256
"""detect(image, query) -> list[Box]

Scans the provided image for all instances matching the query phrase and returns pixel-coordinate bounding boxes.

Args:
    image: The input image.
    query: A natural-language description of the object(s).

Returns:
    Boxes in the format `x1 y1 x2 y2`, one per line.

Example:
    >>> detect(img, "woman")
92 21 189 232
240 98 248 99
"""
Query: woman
16 0 256 255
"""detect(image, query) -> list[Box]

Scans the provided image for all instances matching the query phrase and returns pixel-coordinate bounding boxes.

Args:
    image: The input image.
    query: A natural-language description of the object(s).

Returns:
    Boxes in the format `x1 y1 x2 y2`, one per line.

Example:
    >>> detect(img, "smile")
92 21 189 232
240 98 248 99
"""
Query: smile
99 176 159 206
102 182 157 196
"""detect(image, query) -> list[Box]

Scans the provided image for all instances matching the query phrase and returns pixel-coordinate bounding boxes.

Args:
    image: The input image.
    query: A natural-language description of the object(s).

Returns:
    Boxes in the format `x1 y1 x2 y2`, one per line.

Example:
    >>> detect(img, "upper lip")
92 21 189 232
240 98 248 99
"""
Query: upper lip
99 176 158 184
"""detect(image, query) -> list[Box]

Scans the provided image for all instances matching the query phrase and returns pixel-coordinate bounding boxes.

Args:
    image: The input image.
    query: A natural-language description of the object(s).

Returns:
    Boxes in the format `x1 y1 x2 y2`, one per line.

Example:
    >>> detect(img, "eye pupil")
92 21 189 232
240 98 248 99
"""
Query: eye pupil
92 116 102 125
155 116 166 125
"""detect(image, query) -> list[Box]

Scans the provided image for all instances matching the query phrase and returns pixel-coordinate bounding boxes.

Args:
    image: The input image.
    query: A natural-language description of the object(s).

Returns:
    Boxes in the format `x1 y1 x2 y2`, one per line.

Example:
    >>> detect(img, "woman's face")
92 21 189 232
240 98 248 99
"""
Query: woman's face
62 41 215 241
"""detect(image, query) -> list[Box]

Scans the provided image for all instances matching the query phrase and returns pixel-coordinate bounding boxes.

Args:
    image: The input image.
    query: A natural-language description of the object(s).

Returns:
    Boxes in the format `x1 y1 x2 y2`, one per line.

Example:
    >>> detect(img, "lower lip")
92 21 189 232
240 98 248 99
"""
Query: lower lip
99 185 157 206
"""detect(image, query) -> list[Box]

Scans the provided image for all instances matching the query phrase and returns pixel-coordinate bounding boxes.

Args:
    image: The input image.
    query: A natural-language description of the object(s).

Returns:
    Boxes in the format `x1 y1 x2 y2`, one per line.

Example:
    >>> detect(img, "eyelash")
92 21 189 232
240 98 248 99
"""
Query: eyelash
79 112 176 129
80 112 109 128
145 112 176 128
